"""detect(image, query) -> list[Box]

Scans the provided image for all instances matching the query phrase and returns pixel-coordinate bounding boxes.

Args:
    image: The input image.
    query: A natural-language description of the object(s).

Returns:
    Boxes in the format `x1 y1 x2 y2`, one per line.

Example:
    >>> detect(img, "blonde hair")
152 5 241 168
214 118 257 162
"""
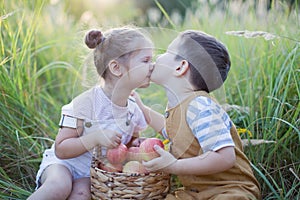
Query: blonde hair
85 27 153 79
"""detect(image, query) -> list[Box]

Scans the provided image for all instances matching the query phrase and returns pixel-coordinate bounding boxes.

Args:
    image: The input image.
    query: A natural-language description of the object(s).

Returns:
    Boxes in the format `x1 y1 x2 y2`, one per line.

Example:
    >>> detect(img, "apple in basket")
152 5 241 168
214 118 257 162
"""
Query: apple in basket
123 161 148 174
107 143 128 164
127 146 143 162
98 159 123 172
139 138 164 161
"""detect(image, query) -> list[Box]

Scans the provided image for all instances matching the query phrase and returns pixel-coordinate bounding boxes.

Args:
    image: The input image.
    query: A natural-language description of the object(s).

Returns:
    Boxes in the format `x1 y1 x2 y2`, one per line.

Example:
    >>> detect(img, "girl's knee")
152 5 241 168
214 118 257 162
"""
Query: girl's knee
42 177 73 198
31 182 72 200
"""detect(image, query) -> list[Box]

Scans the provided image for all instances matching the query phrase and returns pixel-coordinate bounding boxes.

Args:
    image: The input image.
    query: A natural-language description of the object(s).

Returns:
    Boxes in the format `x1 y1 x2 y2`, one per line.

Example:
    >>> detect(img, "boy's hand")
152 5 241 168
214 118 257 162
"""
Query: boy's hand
142 145 177 172
130 90 144 108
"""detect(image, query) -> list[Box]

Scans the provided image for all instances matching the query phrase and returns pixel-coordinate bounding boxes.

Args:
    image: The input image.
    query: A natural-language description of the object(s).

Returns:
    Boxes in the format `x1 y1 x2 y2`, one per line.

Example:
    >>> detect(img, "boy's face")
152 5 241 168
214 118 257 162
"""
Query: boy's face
151 37 181 85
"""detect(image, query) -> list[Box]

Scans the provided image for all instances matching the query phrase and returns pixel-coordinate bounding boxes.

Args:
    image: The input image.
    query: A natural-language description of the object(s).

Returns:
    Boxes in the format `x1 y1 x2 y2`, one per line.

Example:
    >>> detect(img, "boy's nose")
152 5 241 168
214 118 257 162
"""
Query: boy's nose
156 54 162 59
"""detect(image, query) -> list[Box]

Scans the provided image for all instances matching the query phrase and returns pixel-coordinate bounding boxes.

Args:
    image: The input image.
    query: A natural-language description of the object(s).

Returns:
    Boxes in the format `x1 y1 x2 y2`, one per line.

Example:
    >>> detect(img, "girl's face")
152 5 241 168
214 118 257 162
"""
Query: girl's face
151 37 181 85
121 48 153 89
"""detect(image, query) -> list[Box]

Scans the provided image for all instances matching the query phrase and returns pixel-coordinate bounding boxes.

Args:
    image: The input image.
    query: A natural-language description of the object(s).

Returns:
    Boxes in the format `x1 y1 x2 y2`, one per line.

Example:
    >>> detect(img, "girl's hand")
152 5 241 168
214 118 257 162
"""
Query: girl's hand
130 137 146 147
142 145 177 173
97 130 122 149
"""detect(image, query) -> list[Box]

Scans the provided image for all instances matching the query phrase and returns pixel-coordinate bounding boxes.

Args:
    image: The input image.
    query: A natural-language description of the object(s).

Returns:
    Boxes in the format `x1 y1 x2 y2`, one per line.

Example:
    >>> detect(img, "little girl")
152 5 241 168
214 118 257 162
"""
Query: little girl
28 27 154 200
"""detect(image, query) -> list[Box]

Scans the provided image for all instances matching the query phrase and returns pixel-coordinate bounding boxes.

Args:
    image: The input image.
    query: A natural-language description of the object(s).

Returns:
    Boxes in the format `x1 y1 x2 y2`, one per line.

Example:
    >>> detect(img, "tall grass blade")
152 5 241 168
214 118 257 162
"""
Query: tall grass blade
251 163 281 199
154 0 176 29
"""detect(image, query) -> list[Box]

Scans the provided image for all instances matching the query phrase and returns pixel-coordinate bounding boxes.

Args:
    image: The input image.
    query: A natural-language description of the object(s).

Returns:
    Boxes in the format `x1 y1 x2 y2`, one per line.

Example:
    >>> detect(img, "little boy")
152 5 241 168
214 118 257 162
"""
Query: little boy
137 30 261 199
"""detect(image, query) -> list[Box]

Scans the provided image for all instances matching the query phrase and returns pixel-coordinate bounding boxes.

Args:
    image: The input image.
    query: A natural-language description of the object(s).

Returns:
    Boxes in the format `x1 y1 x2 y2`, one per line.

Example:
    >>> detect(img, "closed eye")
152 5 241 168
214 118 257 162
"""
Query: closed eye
142 56 152 63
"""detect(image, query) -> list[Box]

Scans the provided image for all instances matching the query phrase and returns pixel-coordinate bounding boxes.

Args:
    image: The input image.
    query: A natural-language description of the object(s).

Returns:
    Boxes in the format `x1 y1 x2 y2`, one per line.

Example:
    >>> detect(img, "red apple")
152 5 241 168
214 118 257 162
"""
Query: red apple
123 161 148 174
98 159 123 172
127 147 143 162
107 143 128 164
139 138 164 161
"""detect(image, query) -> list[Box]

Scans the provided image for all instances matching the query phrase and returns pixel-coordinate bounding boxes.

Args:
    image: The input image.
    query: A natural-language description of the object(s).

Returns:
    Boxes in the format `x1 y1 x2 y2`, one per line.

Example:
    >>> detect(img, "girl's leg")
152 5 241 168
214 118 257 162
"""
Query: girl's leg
27 164 73 200
67 177 91 200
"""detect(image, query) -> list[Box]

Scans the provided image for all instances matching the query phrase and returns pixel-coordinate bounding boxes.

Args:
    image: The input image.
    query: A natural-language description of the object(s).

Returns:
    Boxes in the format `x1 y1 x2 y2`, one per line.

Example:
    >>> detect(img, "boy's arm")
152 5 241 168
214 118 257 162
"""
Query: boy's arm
143 145 236 175
139 104 165 133
131 91 165 133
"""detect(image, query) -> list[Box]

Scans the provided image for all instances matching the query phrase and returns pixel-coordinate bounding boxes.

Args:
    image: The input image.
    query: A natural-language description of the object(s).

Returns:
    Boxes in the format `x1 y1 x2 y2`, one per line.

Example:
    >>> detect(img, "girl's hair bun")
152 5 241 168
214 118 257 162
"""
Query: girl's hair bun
85 30 103 49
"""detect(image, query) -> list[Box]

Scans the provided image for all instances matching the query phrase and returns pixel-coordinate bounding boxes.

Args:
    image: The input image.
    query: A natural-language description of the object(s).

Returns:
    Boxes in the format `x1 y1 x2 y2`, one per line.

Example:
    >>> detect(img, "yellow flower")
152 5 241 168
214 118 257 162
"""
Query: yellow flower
163 139 170 145
163 139 170 151
237 128 253 137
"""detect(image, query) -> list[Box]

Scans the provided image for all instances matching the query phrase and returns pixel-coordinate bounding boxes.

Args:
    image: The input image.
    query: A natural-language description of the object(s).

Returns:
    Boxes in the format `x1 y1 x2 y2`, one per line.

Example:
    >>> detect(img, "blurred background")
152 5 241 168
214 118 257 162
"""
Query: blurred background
1 0 299 199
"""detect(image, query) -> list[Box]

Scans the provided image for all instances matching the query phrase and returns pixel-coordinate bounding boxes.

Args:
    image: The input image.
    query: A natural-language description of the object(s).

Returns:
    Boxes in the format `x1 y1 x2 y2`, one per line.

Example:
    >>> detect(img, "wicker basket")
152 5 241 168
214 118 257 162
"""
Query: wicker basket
90 147 170 200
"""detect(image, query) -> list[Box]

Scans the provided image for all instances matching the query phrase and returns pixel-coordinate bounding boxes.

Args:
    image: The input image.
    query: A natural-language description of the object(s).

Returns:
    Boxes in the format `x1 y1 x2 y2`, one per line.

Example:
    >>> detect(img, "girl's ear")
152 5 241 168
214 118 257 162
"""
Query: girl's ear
108 60 122 77
174 60 189 77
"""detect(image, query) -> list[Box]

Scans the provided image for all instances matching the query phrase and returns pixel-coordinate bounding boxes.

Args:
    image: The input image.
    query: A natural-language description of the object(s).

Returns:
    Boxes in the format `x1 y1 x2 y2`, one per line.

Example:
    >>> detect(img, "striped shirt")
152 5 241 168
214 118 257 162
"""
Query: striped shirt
186 96 234 153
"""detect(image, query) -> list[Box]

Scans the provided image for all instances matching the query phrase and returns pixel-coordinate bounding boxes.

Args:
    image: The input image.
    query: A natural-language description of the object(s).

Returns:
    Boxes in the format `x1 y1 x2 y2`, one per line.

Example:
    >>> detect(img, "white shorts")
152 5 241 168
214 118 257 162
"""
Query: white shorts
35 148 91 189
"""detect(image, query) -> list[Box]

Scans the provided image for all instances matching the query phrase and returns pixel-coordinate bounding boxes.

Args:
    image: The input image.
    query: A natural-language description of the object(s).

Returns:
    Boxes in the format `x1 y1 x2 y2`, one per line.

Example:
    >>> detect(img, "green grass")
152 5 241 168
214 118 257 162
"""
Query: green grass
1 0 299 199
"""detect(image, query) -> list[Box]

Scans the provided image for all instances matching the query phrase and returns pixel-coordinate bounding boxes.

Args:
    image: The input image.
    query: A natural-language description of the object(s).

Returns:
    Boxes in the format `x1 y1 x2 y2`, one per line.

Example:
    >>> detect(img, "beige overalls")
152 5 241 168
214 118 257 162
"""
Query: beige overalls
164 91 261 200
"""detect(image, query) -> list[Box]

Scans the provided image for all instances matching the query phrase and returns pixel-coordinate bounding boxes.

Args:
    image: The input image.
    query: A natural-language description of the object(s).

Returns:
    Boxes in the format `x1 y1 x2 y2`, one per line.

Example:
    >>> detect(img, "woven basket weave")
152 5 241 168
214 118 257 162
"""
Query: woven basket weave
90 147 170 200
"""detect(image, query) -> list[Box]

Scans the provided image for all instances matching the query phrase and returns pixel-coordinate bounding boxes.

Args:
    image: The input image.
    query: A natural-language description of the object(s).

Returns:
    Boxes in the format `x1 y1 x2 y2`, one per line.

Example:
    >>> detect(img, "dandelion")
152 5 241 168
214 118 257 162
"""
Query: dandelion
163 139 171 151
237 128 253 137
163 139 170 145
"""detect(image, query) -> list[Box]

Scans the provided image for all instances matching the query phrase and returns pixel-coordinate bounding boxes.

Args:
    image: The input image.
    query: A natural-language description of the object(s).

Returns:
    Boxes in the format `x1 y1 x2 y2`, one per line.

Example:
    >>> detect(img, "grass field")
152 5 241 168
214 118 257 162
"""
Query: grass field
1 0 299 199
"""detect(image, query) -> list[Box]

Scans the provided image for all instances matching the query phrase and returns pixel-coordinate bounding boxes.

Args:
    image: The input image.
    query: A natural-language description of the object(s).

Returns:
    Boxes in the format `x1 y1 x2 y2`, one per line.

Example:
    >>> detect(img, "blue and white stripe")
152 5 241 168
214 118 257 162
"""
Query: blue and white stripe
187 96 234 153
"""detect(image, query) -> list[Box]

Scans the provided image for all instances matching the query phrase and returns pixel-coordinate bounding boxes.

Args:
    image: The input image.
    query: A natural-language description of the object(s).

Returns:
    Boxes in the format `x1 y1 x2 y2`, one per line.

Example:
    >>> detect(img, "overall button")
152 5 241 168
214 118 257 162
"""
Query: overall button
164 111 169 118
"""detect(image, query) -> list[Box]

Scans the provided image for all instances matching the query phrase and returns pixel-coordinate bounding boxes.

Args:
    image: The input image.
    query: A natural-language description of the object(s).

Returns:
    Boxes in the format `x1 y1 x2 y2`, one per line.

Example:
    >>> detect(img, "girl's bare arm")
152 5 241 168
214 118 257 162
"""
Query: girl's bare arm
55 119 122 159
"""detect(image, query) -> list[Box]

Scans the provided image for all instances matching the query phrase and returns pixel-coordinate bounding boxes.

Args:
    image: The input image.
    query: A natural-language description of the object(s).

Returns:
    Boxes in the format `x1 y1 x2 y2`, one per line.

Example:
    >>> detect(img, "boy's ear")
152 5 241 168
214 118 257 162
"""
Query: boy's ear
108 60 122 77
174 60 189 77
